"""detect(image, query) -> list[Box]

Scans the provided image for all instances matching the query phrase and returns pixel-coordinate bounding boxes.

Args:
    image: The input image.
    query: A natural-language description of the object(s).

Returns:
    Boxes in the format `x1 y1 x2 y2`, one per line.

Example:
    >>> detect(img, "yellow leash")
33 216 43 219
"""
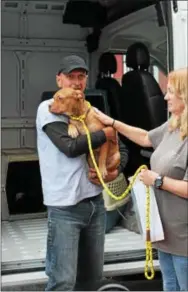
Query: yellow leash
70 102 155 280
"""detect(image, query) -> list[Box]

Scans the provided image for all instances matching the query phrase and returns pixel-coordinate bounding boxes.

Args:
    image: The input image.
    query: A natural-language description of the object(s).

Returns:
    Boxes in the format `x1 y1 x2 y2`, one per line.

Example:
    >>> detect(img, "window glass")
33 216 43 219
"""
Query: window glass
112 54 167 94
152 65 167 94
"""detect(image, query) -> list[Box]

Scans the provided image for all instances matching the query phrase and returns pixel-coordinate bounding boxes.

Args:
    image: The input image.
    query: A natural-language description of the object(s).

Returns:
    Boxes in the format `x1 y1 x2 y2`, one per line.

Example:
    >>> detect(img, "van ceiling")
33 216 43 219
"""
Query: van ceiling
63 0 157 28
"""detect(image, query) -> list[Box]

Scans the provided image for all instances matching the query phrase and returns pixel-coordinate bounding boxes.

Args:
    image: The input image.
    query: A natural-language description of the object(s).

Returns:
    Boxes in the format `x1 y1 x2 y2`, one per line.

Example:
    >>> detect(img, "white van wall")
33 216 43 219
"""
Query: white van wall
1 0 89 150
171 1 188 69
98 5 167 71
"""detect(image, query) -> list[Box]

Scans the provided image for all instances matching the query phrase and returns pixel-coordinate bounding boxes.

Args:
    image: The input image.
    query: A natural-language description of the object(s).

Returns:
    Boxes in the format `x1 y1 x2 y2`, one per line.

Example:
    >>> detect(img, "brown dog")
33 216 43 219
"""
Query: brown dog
49 88 120 179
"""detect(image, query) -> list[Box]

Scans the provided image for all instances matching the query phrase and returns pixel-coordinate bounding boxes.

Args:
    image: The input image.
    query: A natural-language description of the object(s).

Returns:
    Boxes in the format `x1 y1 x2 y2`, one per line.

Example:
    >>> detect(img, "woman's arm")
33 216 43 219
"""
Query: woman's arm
139 169 188 199
113 120 152 147
95 110 152 147
162 177 188 199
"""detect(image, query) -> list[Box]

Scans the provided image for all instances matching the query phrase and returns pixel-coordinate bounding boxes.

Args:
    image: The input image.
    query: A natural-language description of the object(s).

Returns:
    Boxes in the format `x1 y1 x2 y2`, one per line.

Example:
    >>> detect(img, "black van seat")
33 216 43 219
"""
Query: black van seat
85 89 110 114
41 91 56 102
40 89 110 115
95 52 122 120
120 42 167 174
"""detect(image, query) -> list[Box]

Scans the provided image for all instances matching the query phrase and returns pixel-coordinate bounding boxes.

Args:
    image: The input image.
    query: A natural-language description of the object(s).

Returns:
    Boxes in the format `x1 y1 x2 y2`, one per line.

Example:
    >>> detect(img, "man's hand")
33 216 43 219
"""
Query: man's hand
55 88 84 100
88 168 119 185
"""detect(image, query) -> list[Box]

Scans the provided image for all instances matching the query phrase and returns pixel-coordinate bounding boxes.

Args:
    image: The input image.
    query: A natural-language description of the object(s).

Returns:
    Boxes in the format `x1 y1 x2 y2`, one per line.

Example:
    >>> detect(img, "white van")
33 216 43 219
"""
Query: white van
1 0 187 290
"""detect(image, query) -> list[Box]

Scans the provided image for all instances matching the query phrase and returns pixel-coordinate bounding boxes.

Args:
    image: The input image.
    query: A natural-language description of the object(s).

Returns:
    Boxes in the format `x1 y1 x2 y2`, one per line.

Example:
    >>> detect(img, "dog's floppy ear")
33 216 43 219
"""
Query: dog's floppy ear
49 98 63 114
53 90 63 99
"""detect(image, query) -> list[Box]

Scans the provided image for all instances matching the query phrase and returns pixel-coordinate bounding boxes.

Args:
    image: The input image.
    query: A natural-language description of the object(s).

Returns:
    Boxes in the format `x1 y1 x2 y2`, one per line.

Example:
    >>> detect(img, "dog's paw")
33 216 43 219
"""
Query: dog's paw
68 124 79 138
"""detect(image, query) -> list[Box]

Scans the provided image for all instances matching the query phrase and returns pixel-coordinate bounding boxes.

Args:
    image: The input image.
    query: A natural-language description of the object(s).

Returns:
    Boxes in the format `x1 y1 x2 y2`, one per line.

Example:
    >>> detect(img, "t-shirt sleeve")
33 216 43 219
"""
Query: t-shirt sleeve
43 121 106 157
37 101 68 129
148 121 168 149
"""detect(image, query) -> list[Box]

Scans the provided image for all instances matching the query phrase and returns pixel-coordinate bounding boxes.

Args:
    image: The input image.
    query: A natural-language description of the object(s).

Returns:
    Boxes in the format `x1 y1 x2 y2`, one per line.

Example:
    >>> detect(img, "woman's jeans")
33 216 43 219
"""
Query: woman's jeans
45 194 106 291
158 250 188 291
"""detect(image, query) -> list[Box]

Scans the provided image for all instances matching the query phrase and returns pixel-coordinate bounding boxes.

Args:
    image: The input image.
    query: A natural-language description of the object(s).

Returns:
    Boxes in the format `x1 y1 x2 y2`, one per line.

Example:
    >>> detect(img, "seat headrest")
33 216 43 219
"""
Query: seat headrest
41 91 56 102
126 42 150 70
98 52 117 74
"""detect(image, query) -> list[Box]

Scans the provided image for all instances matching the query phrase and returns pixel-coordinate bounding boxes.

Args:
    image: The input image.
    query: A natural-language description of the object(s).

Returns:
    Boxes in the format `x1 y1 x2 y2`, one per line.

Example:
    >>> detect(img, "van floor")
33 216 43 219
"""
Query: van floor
2 218 154 273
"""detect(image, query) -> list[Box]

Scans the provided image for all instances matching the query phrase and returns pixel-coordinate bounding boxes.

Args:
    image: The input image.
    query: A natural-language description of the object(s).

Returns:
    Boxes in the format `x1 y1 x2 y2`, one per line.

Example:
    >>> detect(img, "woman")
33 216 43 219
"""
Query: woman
96 68 188 291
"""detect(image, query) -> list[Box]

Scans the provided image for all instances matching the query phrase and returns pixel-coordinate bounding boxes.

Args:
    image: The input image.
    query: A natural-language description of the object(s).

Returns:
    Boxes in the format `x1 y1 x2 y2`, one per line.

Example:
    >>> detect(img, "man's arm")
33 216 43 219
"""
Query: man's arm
43 121 107 158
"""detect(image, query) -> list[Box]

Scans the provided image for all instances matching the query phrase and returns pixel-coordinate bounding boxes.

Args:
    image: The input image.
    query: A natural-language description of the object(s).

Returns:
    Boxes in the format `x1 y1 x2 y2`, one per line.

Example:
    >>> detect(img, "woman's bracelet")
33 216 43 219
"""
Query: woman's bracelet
111 119 116 127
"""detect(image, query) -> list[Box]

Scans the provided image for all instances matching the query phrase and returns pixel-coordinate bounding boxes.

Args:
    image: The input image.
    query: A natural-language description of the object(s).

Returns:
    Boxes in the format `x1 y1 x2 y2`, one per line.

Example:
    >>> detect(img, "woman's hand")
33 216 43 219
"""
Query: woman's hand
94 109 114 126
138 169 159 186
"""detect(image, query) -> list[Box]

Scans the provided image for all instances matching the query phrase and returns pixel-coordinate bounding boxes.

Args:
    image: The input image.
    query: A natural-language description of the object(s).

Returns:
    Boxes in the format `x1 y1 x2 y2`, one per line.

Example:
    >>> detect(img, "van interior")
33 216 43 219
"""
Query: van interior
1 0 172 289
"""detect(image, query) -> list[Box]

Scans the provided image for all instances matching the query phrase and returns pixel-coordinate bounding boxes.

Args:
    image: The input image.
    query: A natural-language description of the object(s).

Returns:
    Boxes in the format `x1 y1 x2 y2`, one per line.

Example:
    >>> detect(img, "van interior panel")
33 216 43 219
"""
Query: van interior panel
2 0 186 289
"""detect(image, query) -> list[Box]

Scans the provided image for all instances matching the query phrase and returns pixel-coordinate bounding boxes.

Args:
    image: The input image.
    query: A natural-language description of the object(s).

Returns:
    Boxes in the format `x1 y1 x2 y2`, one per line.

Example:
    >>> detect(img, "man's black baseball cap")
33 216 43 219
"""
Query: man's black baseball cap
58 55 89 74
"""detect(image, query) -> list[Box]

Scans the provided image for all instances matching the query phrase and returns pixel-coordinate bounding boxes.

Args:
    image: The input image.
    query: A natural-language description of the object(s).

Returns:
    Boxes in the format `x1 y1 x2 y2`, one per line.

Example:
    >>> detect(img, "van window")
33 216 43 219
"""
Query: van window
111 54 124 85
112 54 167 94
152 65 167 94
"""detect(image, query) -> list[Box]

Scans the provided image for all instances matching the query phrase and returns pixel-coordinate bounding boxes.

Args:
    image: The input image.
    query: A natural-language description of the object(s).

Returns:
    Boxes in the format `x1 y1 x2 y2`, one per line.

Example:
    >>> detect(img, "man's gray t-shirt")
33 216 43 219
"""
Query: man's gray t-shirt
36 99 102 206
148 121 188 256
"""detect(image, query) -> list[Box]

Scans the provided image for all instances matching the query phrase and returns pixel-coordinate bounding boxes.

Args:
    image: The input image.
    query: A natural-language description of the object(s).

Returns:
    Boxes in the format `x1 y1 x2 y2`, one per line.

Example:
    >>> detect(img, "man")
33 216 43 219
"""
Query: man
36 55 128 291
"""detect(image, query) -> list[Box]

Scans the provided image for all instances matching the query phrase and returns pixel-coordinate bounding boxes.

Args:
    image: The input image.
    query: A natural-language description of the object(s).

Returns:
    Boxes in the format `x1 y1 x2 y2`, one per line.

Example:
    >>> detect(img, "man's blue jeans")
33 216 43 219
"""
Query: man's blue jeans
158 250 188 291
45 194 106 291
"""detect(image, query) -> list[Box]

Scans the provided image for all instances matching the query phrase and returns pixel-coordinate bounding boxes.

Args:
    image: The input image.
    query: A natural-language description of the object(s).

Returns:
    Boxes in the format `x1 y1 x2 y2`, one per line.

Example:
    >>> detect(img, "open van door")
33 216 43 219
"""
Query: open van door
170 1 188 69
1 0 187 290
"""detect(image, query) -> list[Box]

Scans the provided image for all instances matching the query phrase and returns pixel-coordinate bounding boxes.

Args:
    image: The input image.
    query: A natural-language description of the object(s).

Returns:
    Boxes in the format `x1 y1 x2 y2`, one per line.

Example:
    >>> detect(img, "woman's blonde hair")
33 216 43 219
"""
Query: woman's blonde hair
168 67 188 139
